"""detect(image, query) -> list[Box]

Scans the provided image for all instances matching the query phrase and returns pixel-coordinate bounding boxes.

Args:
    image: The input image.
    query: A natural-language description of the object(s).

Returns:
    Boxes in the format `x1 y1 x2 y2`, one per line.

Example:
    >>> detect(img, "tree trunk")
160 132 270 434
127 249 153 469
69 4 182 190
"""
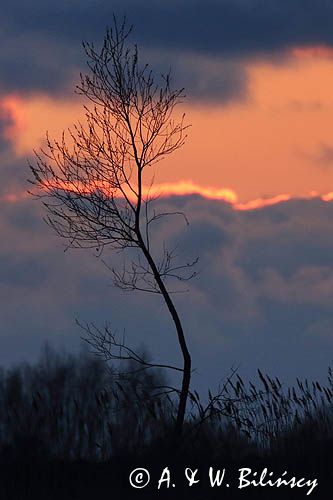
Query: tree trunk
139 239 192 438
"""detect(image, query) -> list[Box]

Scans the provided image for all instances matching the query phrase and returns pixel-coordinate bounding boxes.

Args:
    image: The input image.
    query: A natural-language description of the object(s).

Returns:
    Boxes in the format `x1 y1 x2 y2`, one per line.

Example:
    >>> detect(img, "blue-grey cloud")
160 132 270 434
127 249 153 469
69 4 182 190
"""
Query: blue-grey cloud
2 192 333 392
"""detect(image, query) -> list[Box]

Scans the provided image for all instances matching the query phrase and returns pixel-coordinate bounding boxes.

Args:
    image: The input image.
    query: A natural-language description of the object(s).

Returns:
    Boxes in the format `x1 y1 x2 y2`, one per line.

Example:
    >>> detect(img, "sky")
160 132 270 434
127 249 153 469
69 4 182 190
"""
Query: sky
2 0 333 391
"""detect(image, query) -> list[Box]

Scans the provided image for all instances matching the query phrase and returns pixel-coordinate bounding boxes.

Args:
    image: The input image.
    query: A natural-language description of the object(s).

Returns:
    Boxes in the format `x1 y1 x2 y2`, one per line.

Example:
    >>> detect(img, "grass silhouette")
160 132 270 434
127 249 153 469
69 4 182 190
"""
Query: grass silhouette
0 345 331 498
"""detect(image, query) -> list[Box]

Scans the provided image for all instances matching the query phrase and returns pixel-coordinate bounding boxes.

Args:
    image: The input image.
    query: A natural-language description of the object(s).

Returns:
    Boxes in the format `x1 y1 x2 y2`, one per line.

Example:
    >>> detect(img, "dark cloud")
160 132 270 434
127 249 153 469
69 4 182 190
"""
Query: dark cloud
2 1 333 99
6 1 333 55
166 55 249 102
0 32 82 95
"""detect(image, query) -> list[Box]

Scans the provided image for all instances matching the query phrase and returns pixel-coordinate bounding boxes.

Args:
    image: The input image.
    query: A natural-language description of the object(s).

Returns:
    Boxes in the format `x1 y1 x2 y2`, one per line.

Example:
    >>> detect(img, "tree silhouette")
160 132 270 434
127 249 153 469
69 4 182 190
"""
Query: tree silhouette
29 17 196 438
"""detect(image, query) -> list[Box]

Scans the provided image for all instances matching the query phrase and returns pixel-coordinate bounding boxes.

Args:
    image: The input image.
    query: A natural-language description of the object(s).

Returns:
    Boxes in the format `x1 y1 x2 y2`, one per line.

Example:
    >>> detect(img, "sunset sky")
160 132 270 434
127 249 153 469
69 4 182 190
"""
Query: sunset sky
2 1 333 389
5 42 333 206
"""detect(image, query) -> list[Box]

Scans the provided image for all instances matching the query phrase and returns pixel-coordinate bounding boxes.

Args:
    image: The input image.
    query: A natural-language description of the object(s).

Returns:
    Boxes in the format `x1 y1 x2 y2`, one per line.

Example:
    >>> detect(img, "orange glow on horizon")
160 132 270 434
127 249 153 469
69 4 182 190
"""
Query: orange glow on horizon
321 192 333 202
35 178 238 204
235 194 292 210
4 44 333 204
143 181 238 203
5 180 333 212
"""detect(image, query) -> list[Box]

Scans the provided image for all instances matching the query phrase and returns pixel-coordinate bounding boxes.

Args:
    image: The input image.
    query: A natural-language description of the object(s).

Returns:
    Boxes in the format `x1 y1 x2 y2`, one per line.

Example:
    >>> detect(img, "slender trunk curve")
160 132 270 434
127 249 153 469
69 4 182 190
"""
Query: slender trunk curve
137 234 191 438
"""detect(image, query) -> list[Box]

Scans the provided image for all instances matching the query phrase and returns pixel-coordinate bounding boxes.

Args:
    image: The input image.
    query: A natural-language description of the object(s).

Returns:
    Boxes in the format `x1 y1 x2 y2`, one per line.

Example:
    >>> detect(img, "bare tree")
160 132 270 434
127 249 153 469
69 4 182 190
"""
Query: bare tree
29 17 196 438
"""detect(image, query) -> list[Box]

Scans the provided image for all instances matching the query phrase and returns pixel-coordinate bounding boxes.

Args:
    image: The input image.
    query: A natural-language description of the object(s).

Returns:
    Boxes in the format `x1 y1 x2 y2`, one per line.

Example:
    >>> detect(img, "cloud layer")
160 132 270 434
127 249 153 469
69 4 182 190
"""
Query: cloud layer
2 189 333 390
